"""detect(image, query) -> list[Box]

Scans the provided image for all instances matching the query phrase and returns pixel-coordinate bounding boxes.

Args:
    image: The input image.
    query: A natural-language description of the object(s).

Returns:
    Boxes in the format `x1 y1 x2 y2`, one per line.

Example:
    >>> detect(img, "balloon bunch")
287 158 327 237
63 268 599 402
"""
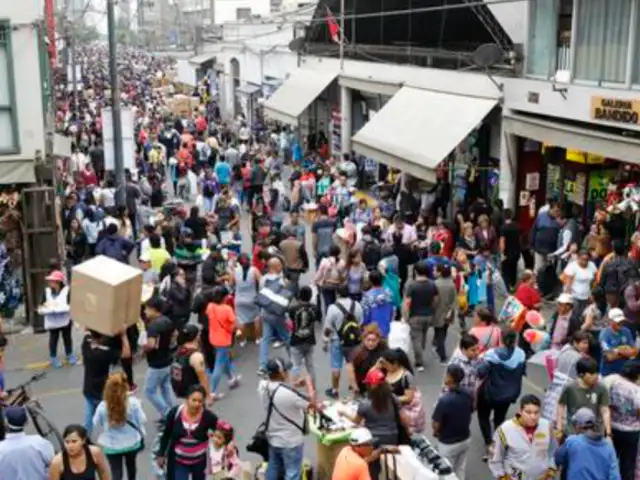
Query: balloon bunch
522 310 550 352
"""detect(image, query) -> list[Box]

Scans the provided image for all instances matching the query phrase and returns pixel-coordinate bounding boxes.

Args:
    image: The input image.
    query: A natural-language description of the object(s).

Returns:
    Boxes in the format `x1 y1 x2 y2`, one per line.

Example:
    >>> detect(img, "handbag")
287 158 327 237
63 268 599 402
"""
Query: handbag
381 450 399 480
246 385 280 461
126 420 145 453
390 398 412 445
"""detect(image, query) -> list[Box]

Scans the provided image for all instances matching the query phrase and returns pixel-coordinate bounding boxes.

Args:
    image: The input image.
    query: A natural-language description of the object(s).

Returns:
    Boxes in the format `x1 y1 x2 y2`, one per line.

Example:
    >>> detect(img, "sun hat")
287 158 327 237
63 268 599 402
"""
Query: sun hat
557 293 573 304
609 308 626 323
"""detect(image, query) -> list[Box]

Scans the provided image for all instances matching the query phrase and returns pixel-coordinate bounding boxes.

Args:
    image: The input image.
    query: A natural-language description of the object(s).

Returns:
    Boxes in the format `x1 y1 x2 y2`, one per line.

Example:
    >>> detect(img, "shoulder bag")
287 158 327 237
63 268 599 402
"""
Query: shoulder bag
246 385 280 461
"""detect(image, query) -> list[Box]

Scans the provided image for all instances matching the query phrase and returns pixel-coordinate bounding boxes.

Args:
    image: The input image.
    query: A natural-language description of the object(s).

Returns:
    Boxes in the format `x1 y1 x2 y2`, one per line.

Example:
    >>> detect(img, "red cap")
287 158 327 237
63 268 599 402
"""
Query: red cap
45 270 65 283
363 368 386 386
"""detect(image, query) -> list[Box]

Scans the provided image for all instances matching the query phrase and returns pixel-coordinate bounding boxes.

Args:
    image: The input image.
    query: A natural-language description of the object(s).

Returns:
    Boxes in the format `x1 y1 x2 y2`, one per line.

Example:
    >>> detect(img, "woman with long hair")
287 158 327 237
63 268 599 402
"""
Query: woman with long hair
315 244 343 314
92 372 146 480
379 348 426 434
156 385 219 480
232 252 262 346
468 307 502 355
49 424 111 479
340 249 367 302
116 205 133 241
66 217 87 265
346 324 388 396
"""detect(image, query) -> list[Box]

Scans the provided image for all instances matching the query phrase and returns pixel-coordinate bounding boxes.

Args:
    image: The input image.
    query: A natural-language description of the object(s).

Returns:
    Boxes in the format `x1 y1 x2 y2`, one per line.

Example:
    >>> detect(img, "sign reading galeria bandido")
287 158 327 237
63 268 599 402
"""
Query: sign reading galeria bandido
591 96 640 125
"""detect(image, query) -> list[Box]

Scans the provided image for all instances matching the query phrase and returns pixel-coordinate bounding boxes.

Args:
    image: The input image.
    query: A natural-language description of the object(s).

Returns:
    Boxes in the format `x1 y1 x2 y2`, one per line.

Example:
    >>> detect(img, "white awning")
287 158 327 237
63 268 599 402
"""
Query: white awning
352 87 498 184
0 160 35 184
503 112 640 166
188 52 217 66
263 69 338 126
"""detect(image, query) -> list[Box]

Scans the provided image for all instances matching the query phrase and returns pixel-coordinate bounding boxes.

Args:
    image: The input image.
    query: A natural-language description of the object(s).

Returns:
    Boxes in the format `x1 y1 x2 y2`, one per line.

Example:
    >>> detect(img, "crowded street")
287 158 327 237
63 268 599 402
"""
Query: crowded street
2 1 640 479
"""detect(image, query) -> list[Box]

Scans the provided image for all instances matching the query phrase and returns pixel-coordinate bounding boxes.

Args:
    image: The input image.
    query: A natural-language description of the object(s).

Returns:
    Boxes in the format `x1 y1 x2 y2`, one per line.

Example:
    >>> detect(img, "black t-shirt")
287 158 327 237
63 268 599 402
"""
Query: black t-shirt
351 345 387 394
500 221 521 256
405 278 438 317
146 315 176 369
82 336 119 399
288 302 320 347
184 216 207 240
432 388 473 444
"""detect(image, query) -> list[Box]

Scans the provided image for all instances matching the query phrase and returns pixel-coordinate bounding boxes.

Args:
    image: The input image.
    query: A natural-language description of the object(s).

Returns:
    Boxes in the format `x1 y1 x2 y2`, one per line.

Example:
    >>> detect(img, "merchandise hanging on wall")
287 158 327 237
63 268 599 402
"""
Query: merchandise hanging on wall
330 107 342 156
0 191 23 318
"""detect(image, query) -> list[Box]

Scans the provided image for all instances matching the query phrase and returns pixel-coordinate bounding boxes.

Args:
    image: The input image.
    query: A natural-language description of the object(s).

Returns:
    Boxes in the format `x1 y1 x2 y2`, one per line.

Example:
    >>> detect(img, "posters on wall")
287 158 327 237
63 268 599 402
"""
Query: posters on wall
588 170 617 202
331 107 341 156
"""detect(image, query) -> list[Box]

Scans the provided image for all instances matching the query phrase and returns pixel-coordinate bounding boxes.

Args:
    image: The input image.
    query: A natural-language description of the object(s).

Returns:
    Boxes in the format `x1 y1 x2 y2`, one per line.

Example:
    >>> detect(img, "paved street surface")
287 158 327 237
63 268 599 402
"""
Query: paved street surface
2 212 554 479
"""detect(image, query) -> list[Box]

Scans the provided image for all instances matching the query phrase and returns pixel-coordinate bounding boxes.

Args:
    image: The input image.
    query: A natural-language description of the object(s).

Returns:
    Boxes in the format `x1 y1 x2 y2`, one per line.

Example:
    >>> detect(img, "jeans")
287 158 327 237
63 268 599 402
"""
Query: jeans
266 444 304 480
144 366 174 416
477 394 512 446
203 195 215 214
408 315 432 367
319 288 336 316
612 428 639 480
438 438 470 480
173 459 207 480
210 347 236 393
84 395 101 434
107 451 138 480
291 344 315 380
49 323 73 358
433 325 448 362
259 319 291 370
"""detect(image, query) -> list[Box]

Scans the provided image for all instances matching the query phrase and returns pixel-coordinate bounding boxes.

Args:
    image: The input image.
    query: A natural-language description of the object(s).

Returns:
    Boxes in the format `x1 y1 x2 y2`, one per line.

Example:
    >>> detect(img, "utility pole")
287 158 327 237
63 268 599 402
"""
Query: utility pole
107 0 126 207
66 0 78 113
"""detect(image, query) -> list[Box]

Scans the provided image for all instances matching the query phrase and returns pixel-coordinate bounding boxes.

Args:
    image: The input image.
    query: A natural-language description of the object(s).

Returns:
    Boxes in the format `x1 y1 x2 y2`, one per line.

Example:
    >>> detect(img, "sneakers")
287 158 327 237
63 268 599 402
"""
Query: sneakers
238 339 247 348
416 365 425 372
66 354 78 366
255 337 262 345
257 368 267 377
273 341 284 349
228 375 242 389
129 383 138 395
50 357 63 369
325 387 339 399
211 392 226 401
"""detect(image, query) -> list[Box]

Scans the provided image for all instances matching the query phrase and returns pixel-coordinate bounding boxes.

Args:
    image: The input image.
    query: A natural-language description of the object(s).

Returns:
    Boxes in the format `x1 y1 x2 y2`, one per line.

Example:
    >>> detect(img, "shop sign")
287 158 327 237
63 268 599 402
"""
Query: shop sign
588 170 616 201
591 96 640 125
566 150 605 164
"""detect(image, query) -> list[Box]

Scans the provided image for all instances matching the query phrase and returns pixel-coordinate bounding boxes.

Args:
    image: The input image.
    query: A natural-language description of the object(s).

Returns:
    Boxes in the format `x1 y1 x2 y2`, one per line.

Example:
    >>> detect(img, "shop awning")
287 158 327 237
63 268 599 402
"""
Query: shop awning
263 69 338 126
188 53 217 66
503 112 640 166
352 87 499 184
0 160 36 184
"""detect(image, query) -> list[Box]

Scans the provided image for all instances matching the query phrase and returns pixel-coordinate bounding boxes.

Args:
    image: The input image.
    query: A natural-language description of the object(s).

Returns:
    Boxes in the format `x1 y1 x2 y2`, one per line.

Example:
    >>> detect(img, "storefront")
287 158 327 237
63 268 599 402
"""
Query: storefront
505 94 640 231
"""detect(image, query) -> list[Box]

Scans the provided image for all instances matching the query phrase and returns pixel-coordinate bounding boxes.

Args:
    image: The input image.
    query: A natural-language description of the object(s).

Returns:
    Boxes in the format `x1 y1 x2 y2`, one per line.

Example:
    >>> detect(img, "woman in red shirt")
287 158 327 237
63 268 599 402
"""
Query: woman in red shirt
514 270 542 311
206 288 240 399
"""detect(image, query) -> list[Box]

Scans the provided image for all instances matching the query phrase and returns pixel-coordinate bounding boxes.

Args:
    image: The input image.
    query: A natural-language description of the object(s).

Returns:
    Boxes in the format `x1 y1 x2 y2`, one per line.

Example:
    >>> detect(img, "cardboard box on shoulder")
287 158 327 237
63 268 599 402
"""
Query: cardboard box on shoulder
70 255 143 336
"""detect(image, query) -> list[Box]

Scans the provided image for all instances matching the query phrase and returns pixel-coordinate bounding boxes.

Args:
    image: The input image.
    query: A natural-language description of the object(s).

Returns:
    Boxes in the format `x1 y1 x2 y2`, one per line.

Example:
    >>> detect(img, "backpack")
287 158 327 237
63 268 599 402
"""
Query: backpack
335 301 361 348
362 239 382 271
292 304 316 344
170 347 198 398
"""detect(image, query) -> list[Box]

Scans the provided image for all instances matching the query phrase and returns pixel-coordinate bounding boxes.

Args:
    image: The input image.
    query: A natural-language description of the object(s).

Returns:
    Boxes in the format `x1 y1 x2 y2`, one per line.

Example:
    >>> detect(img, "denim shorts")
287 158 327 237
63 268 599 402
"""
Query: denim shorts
329 340 352 371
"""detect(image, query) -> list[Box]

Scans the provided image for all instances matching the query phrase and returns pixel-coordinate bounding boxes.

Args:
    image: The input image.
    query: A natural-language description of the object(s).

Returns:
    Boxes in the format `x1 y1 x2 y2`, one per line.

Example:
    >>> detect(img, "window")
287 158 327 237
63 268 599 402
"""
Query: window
236 8 252 20
527 0 559 77
0 23 18 152
574 0 631 83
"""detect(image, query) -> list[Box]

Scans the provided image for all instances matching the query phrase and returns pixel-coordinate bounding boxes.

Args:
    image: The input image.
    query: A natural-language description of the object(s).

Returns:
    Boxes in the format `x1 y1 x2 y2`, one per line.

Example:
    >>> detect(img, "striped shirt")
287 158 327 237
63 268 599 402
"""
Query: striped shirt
175 411 208 466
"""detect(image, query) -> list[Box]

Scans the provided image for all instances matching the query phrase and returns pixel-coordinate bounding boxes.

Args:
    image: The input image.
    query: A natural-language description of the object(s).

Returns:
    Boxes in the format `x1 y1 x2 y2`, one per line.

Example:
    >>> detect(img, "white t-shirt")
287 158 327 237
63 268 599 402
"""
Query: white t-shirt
563 261 598 300
258 380 308 449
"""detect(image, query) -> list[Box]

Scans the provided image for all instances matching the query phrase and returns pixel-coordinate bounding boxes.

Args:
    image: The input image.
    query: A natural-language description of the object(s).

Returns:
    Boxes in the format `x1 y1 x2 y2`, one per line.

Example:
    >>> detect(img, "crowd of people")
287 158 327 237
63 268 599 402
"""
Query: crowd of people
0 43 638 480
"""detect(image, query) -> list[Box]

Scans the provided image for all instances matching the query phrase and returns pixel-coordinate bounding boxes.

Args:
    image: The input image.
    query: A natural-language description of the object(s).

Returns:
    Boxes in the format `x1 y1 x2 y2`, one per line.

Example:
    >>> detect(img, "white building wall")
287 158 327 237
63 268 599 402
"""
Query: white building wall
485 0 527 45
215 0 271 23
0 2 45 181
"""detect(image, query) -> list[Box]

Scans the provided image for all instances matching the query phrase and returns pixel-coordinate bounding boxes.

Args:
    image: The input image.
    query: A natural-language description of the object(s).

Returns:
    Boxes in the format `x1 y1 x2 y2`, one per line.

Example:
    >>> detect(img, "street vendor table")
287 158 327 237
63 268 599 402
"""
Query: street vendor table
309 401 357 480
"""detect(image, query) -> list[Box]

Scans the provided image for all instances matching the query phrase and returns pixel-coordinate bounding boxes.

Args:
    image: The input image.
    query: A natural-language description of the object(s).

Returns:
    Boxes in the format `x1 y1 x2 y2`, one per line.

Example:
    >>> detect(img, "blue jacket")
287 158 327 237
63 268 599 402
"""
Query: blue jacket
96 235 135 263
478 346 527 403
555 434 621 480
531 211 560 255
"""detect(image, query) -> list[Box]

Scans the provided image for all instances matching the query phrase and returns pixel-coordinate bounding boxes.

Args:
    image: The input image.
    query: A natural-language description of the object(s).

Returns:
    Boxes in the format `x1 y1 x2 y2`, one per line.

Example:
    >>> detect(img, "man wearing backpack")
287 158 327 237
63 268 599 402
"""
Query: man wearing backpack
288 287 320 386
359 225 382 272
323 286 363 399
598 240 638 310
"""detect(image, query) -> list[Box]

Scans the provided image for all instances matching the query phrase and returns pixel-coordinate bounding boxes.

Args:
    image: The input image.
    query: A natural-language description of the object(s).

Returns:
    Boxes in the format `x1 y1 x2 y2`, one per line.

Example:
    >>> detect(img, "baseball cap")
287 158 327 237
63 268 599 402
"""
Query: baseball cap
609 308 626 323
363 368 386 387
139 252 152 263
4 406 28 431
349 427 374 446
265 358 292 376
557 293 573 305
45 270 65 283
571 407 596 428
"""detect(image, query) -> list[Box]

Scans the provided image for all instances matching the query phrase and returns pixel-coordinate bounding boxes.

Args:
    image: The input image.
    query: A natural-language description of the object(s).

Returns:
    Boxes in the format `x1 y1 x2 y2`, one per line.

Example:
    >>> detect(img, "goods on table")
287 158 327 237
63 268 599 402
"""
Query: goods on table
70 255 143 336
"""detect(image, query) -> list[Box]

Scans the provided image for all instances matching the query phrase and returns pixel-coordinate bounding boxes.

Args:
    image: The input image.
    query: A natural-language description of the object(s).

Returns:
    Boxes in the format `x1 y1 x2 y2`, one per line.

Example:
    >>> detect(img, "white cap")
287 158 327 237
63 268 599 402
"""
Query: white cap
557 293 574 304
139 252 151 263
609 308 626 323
349 428 374 446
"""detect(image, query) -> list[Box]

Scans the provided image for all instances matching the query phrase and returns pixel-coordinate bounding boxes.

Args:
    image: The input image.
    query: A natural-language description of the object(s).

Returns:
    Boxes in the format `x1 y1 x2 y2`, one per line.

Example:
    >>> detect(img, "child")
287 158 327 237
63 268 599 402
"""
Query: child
208 421 242 479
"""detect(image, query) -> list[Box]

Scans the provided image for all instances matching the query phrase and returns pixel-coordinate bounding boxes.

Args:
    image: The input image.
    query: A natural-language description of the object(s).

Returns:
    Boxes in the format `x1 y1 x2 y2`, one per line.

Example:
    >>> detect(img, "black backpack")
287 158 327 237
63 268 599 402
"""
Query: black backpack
335 301 361 348
292 304 316 344
362 239 382 271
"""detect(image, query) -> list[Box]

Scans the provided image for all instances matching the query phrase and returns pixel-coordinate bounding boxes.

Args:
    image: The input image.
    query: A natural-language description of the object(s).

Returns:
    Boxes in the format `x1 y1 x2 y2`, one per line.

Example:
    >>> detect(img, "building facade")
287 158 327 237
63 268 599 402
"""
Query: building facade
0 2 47 183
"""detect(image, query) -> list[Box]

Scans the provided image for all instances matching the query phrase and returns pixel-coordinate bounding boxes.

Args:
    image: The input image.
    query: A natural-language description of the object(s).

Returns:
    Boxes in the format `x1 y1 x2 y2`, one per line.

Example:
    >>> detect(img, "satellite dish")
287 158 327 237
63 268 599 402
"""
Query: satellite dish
288 37 306 53
472 44 504 68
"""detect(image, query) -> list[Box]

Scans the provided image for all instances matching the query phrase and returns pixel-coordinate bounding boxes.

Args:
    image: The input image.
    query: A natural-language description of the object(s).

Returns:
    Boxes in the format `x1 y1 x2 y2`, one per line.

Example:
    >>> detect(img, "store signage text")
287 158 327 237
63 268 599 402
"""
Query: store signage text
591 96 640 125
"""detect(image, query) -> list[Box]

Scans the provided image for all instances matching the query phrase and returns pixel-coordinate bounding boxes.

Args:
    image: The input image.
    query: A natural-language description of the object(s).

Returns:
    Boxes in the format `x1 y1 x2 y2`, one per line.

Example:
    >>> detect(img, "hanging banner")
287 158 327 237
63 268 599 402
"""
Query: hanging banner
588 170 617 202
